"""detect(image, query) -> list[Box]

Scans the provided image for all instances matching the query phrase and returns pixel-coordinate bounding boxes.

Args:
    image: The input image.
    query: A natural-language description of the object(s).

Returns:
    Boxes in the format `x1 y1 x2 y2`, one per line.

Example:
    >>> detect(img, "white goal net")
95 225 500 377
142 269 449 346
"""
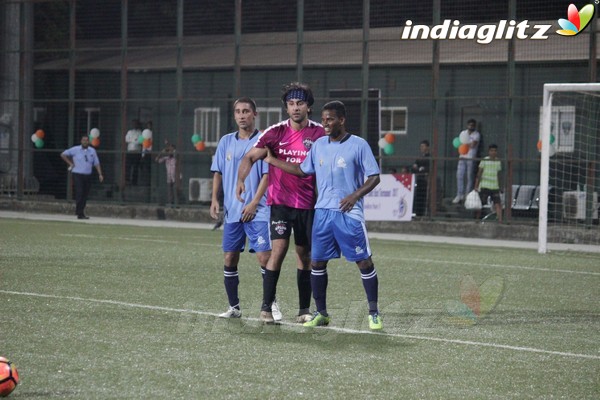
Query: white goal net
539 83 600 254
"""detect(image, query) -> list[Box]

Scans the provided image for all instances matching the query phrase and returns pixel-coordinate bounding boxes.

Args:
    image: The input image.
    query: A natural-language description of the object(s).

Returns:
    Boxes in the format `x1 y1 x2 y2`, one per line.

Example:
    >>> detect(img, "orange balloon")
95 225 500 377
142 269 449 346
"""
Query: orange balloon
35 129 45 139
91 137 100 147
458 143 469 155
384 133 395 144
143 138 152 149
195 141 206 151
536 140 542 152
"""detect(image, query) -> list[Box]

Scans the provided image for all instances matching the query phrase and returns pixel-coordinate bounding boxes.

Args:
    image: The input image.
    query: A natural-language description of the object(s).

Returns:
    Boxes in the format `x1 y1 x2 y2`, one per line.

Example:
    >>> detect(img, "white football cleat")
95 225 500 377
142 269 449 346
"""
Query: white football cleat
271 300 283 321
218 307 241 319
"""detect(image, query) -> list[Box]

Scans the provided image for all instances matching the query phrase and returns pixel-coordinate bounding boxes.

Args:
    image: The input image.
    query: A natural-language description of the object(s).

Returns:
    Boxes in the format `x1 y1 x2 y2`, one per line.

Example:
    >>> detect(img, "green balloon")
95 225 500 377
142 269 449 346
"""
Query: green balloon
34 138 44 149
383 143 394 155
191 134 200 144
137 135 144 144
452 137 461 149
550 134 555 144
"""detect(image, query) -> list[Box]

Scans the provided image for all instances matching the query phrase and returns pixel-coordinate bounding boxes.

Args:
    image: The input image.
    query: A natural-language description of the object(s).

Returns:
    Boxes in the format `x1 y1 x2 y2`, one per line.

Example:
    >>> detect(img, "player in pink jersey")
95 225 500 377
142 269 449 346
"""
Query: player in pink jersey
236 82 325 324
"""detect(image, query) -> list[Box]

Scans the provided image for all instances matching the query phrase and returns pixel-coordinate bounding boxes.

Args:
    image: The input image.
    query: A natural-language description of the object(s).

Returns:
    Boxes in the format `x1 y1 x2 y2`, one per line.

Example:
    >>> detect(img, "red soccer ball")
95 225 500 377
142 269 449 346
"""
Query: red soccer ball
0 357 19 397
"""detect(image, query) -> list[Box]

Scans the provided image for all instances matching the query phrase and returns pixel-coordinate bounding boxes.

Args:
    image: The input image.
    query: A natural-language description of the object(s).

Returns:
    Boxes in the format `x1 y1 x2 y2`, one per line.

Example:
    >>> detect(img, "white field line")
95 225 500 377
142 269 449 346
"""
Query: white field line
379 256 600 276
1 289 598 361
58 233 221 246
59 234 600 276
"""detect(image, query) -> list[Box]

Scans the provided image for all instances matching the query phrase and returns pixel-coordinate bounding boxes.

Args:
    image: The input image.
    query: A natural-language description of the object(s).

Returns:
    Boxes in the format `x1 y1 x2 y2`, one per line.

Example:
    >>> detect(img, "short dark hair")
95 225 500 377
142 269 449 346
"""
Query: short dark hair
467 118 477 125
322 100 346 118
281 82 315 107
489 144 498 150
420 140 430 147
234 97 257 113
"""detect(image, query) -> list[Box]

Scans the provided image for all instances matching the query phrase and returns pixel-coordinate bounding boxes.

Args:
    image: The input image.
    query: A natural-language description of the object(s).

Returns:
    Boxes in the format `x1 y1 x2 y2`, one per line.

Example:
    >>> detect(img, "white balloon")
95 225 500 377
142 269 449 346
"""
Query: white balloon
459 130 470 144
142 129 153 139
90 128 100 138
378 138 388 149
31 133 38 143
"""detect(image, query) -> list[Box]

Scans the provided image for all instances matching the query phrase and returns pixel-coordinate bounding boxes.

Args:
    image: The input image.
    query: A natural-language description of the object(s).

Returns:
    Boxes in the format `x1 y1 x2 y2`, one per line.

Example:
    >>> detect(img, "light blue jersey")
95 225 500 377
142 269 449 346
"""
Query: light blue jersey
211 130 269 224
300 134 380 222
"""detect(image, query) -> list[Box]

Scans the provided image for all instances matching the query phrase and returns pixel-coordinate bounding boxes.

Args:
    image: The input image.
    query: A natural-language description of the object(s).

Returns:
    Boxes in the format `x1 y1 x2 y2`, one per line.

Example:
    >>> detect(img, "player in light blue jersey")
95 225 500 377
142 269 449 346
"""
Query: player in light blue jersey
264 100 383 330
210 97 275 319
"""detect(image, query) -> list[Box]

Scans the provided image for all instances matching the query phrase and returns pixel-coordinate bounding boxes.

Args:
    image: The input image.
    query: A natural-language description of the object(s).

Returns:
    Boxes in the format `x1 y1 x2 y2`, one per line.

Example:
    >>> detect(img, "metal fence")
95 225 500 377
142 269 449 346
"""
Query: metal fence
1 0 598 221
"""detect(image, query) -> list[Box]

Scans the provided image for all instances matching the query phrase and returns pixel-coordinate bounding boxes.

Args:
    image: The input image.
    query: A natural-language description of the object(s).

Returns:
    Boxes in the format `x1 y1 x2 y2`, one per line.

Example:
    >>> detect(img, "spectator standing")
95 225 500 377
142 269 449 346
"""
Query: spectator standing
411 139 431 216
474 144 503 223
61 136 104 219
124 119 142 185
155 140 177 207
453 119 480 204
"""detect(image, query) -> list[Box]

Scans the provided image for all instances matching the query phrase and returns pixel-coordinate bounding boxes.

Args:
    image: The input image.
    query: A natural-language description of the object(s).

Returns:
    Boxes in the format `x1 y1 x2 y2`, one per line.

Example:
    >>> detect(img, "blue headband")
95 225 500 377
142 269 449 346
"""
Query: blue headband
285 89 308 102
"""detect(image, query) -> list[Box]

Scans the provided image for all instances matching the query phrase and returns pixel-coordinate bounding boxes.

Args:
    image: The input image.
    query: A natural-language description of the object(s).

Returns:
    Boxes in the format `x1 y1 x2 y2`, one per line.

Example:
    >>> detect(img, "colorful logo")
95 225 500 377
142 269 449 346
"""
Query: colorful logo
557 3 596 36
446 275 505 326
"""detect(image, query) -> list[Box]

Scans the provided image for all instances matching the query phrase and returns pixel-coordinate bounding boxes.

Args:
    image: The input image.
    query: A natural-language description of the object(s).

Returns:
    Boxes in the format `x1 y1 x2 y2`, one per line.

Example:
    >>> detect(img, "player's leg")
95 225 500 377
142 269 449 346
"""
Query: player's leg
292 208 314 321
246 220 281 321
218 222 246 318
303 209 338 327
261 205 292 323
335 213 382 330
454 160 466 203
466 159 475 194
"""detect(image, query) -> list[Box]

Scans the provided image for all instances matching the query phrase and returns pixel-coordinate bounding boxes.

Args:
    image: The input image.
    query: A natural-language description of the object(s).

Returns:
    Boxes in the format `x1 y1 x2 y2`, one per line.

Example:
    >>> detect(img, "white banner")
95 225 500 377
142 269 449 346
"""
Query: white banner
364 174 414 221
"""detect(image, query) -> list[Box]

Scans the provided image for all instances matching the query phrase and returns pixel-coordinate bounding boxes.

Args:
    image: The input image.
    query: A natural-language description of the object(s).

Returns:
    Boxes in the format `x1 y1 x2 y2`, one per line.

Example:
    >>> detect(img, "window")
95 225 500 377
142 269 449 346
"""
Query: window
380 107 408 135
256 107 282 132
84 107 101 133
194 107 220 146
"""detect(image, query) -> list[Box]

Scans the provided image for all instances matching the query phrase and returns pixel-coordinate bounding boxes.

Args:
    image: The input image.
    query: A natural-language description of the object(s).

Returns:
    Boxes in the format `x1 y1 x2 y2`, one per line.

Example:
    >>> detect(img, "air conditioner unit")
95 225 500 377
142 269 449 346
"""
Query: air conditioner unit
562 191 598 220
188 178 212 202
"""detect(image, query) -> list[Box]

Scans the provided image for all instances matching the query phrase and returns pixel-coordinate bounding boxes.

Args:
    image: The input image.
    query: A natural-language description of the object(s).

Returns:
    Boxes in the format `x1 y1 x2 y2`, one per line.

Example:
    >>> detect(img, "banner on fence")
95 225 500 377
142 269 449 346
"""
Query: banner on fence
364 174 414 221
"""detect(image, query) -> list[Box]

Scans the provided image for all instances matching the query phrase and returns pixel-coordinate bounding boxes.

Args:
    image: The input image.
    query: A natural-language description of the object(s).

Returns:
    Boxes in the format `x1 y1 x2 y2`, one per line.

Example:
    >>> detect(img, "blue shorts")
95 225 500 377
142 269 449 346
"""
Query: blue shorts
222 220 271 254
311 208 372 262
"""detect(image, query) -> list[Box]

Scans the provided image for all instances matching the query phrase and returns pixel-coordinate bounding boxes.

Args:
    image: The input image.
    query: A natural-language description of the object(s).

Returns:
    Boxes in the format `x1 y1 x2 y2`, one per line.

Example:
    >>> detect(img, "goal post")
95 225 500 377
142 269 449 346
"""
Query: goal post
538 83 600 254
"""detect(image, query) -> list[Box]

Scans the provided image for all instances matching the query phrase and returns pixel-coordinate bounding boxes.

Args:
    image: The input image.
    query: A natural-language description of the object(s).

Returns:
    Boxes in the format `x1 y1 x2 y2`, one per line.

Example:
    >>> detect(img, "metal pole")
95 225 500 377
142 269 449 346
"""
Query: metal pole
234 0 241 97
296 0 304 82
360 0 369 140
119 0 129 201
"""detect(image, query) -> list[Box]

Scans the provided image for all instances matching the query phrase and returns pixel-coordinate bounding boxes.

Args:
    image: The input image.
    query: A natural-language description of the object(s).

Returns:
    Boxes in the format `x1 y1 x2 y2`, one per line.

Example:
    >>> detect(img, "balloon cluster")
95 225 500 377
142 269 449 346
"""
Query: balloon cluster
137 129 153 150
191 134 205 151
30 129 45 148
377 133 395 155
89 128 101 147
536 134 556 157
452 130 471 155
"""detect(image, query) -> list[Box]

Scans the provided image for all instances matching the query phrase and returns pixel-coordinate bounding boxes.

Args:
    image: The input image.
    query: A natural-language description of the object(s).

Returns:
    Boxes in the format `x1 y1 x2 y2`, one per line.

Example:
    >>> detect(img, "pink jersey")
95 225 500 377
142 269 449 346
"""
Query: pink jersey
255 119 325 209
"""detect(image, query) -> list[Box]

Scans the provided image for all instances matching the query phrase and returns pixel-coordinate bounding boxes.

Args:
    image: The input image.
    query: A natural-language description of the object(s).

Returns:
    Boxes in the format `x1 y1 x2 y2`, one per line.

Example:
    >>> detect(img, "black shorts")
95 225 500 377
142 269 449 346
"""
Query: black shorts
270 205 314 247
479 188 502 205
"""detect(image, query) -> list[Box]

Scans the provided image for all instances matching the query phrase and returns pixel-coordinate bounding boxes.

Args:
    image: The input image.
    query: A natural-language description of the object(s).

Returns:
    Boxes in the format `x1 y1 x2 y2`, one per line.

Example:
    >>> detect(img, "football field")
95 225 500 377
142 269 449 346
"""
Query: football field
1 216 598 399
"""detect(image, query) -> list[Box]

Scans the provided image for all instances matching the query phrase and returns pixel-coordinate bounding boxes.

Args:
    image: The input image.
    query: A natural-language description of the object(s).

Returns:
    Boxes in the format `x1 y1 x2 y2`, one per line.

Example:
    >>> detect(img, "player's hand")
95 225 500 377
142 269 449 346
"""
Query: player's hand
339 193 359 213
98 174 104 183
210 202 220 220
264 148 275 164
235 181 246 203
240 203 257 223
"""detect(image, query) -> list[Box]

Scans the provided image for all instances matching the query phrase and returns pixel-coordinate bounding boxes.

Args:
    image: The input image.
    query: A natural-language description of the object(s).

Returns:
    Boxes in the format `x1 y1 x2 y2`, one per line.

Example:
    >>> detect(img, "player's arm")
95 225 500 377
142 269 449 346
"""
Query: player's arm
240 172 269 223
474 167 483 191
339 174 380 213
95 163 104 183
210 172 222 220
263 148 305 177
60 152 73 170
236 147 267 202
